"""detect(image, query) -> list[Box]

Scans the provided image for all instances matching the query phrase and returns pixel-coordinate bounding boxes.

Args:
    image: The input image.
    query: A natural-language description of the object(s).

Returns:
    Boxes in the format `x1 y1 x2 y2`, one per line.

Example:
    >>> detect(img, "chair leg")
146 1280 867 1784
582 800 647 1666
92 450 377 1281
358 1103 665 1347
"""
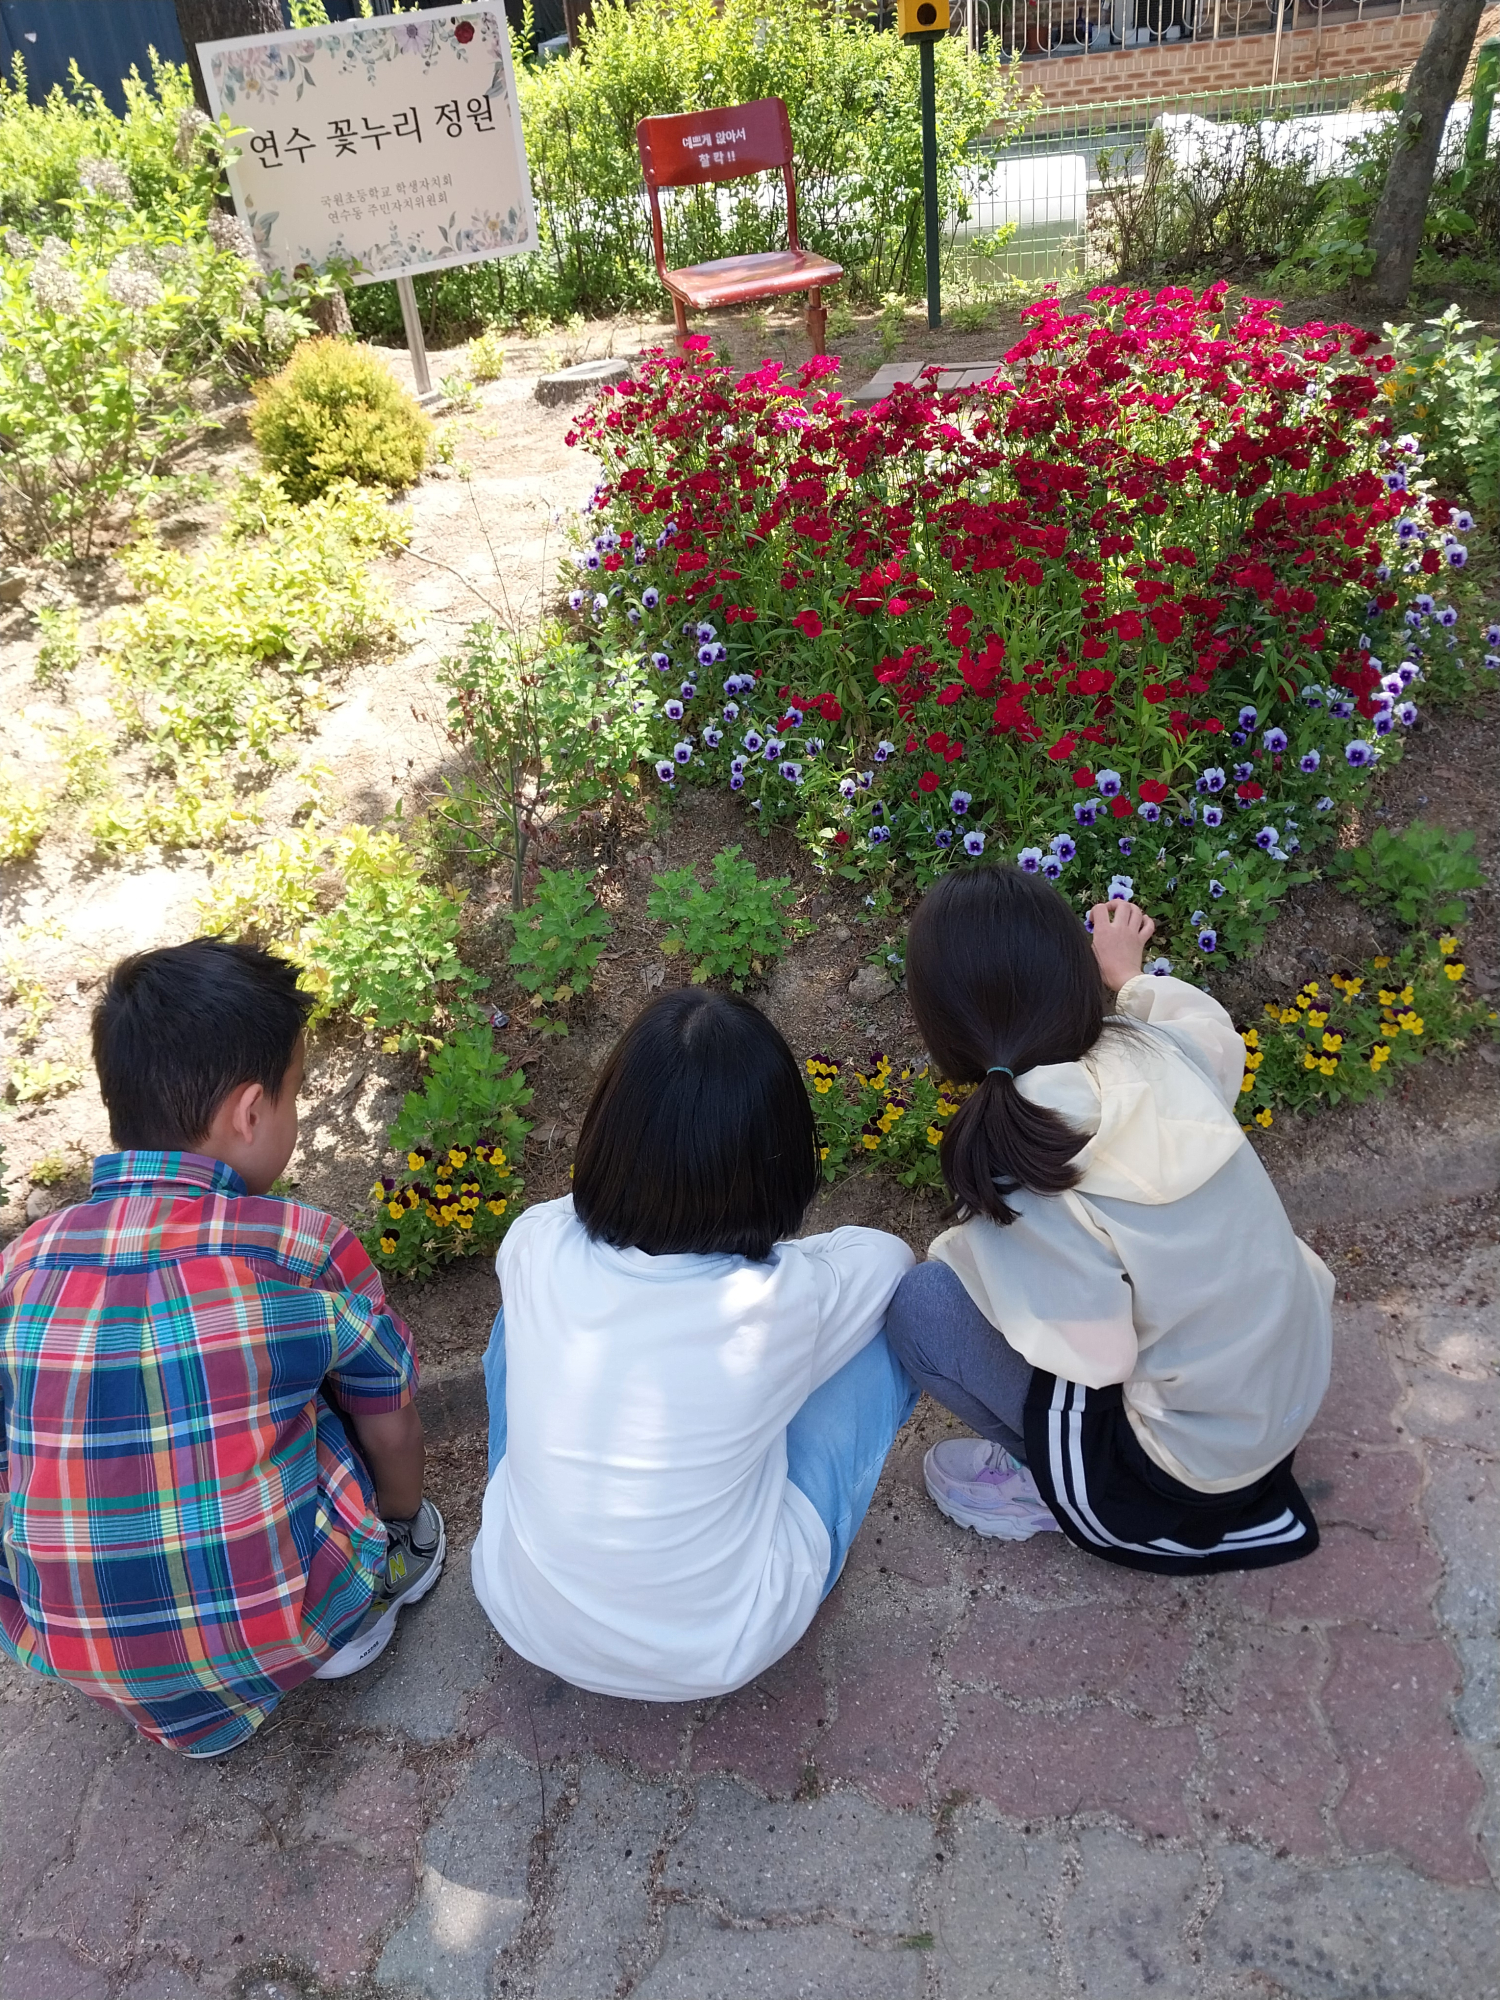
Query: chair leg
672 294 690 351
806 288 827 357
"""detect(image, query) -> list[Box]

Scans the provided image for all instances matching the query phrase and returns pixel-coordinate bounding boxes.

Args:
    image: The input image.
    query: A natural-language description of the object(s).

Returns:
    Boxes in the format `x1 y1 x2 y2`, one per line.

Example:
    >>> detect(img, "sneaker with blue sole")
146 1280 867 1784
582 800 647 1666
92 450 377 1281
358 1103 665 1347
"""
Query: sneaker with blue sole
314 1498 446 1680
923 1440 1061 1540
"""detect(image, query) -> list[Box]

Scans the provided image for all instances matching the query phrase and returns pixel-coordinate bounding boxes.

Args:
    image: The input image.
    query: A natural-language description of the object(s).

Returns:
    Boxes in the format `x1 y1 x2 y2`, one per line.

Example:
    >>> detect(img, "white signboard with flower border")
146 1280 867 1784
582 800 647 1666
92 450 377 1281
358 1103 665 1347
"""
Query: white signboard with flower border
199 3 534 287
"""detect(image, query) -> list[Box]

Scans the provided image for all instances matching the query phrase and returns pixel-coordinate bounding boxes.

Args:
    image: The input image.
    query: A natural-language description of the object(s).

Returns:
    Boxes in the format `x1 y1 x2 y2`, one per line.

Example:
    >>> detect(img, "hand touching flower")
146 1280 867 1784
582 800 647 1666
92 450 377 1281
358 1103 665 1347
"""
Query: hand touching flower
1089 897 1157 991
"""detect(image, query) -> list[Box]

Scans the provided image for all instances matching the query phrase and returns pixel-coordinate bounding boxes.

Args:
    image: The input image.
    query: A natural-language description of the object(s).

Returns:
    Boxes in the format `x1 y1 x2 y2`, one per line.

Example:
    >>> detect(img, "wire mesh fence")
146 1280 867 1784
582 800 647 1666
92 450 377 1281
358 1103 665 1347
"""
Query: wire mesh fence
949 69 1396 285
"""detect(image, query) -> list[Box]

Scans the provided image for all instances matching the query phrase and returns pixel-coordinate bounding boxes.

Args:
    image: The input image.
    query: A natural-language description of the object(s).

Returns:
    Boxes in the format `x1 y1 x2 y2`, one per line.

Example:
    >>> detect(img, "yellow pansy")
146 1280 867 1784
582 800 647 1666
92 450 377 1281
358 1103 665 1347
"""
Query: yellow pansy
434 1183 452 1199
387 1202 404 1221
1318 1055 1338 1075
1307 1009 1329 1028
1439 936 1457 956
926 1124 943 1147
1240 1075 1255 1094
1445 963 1466 981
1321 1032 1342 1053
1254 1108 1273 1127
369 1182 384 1202
379 1235 397 1254
407 1152 425 1172
1373 955 1390 969
1397 1011 1424 1035
487 1198 507 1216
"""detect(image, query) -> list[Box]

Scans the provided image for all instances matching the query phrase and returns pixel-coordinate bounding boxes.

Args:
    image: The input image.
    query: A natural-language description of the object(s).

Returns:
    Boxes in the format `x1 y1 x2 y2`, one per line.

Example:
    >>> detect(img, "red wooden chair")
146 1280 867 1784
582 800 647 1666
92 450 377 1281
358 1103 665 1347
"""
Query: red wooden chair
636 97 842 355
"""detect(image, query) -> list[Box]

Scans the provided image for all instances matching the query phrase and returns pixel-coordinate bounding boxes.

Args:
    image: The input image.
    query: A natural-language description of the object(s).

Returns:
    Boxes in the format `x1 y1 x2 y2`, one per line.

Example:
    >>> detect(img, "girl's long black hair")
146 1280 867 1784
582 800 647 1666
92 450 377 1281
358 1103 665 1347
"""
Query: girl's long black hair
905 865 1108 1225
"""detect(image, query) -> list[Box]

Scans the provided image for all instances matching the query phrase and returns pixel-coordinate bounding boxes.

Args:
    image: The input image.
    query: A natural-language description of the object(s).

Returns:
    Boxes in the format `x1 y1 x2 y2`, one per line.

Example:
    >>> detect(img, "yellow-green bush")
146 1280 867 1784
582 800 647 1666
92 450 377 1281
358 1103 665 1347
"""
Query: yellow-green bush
250 339 430 503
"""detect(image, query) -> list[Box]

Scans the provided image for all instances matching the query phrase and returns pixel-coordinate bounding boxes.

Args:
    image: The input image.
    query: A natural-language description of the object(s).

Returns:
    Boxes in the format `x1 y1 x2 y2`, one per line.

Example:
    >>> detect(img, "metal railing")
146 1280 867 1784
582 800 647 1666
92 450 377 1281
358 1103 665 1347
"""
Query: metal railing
954 0 1437 59
948 72 1397 283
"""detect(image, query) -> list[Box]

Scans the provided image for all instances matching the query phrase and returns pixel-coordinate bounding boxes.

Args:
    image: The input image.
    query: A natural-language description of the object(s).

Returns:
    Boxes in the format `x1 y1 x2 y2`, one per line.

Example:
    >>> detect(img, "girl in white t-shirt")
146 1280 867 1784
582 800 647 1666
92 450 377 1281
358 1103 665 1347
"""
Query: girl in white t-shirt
470 989 916 1701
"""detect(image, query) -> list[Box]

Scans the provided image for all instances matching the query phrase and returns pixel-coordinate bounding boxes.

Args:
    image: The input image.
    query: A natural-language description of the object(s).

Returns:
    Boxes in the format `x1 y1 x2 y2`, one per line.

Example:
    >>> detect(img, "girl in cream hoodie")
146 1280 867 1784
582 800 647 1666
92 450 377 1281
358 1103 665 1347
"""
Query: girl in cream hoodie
884 866 1332 1574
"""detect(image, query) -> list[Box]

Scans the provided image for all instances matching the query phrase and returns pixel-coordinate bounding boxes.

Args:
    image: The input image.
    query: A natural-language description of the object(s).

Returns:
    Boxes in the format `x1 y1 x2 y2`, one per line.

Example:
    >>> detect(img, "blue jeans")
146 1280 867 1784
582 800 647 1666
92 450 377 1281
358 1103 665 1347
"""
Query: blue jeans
483 1309 917 1596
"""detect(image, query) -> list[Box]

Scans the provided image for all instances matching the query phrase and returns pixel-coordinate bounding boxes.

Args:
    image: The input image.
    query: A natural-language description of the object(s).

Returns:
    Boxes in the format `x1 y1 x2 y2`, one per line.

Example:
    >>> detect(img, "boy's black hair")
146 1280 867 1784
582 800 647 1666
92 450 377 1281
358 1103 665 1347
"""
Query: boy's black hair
92 938 312 1150
905 864 1108 1226
573 988 819 1263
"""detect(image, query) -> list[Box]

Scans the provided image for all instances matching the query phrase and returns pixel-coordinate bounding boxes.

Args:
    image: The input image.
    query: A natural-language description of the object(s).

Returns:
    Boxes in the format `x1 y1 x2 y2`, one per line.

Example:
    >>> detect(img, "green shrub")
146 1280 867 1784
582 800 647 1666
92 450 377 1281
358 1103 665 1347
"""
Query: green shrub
250 339 430 503
1384 308 1500 521
648 845 798 988
507 866 612 1032
1092 120 1328 282
33 604 82 688
1330 821 1486 932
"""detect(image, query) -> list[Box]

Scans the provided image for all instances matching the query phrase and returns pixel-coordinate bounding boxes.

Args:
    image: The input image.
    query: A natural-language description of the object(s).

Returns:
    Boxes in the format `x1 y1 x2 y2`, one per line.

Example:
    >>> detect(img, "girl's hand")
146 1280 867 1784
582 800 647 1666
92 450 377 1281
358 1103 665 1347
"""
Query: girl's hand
1088 899 1157 991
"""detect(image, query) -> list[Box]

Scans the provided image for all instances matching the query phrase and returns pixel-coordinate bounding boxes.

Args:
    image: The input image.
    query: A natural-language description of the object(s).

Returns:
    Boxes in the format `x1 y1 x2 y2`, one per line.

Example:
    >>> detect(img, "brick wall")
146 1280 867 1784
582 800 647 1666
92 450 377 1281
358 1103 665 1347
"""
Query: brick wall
1022 8 1433 106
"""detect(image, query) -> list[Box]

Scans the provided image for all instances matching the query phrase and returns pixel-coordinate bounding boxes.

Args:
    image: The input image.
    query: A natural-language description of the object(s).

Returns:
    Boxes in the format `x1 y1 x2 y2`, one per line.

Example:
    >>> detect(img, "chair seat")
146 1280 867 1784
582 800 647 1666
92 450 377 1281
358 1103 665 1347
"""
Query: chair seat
663 249 843 309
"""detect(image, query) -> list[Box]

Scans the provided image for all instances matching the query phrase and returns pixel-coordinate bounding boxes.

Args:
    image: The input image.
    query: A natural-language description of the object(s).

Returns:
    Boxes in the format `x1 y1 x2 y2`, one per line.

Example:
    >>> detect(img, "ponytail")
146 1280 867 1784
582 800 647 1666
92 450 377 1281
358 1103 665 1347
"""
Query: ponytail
906 864 1107 1226
938 1069 1088 1225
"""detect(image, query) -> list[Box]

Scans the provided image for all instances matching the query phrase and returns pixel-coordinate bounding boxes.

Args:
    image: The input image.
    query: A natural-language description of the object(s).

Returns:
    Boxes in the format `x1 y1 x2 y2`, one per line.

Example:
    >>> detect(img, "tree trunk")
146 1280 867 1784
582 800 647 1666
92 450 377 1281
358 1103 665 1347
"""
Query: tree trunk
174 1 285 113
1363 0 1488 308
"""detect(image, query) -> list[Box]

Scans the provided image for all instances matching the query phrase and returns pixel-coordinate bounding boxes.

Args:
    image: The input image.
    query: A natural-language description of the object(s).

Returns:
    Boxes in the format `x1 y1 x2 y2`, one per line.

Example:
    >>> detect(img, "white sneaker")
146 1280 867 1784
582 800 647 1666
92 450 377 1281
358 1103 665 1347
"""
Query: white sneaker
314 1499 446 1680
924 1440 1061 1540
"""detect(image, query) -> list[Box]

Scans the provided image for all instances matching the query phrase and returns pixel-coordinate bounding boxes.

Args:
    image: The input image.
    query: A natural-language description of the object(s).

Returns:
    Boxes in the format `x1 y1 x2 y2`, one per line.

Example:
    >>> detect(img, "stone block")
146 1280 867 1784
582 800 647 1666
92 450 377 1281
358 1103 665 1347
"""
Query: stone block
375 1747 535 2000
690 1644 826 1797
843 1483 951 1589
936 1698 1196 1838
535 357 632 406
475 1652 690 1777
0 1704 122 1931
1294 1434 1424 1536
632 1905 926 1998
1061 1829 1205 2000
944 1601 1190 1718
1229 1524 1440 1634
927 1811 1064 1999
814 1609 945 1808
25 1740 198 1958
343 1568 501 1744
1203 1845 1500 1999
1422 1442 1500 1745
1201 1629 1338 1858
0 1939 110 2000
1310 1304 1404 1443
1322 1625 1487 1884
525 1763 674 2000
665 1777 930 1929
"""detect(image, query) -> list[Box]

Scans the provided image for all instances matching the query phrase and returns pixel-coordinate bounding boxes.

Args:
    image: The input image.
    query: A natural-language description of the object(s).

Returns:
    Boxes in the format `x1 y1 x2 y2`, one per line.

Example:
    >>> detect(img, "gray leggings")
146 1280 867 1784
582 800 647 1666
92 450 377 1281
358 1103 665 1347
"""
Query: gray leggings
883 1259 1034 1463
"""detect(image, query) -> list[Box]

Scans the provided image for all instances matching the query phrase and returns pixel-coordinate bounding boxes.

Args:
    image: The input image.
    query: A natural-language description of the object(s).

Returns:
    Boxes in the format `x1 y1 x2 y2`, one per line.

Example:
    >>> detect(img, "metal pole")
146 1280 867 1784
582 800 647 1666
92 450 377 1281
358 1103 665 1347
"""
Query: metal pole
396 273 432 397
920 37 941 329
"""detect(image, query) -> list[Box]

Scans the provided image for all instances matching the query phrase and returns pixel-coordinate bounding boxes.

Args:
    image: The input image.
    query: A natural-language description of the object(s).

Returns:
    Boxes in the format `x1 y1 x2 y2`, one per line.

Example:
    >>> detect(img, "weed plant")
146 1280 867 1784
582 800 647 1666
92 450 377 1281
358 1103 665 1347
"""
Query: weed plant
506 866 612 1034
1330 821 1485 931
648 845 799 988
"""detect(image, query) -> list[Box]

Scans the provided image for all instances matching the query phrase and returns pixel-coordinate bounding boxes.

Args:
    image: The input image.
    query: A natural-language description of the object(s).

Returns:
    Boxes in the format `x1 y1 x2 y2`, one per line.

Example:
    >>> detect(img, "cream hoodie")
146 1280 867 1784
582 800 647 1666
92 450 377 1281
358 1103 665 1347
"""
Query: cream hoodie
928 974 1334 1494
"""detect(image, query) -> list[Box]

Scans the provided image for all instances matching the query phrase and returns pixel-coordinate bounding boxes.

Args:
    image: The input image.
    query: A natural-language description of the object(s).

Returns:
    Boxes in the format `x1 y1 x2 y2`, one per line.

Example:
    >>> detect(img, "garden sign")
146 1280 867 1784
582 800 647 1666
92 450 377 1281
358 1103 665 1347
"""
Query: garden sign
199 3 535 389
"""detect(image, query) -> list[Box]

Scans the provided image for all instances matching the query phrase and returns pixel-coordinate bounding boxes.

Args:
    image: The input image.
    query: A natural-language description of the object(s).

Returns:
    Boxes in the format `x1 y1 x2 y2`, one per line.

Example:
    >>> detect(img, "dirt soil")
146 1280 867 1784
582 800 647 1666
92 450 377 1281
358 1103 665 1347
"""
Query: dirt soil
2 290 1496 1394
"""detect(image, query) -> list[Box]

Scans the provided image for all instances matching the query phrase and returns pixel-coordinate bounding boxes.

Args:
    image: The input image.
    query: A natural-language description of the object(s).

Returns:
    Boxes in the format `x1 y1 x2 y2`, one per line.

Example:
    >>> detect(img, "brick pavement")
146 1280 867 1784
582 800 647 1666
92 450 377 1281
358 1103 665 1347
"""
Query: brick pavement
2 1224 1497 1999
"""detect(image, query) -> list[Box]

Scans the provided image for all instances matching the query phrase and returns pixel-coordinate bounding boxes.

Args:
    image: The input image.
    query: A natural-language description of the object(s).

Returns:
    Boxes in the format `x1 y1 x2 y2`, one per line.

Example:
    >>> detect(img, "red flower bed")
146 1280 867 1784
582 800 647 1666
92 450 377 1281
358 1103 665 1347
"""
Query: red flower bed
567 287 1478 964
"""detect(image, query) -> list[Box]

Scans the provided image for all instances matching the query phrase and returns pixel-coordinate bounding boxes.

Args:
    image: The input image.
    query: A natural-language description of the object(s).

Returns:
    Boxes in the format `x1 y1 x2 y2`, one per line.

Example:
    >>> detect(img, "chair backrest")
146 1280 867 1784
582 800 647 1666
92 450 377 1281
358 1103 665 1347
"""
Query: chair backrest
637 97 793 191
636 97 801 276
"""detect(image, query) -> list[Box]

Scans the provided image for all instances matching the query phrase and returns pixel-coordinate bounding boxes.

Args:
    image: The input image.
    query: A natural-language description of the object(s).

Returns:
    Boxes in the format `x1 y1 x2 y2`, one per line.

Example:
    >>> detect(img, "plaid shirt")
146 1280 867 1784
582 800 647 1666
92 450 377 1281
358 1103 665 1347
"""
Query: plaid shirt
0 1152 417 1754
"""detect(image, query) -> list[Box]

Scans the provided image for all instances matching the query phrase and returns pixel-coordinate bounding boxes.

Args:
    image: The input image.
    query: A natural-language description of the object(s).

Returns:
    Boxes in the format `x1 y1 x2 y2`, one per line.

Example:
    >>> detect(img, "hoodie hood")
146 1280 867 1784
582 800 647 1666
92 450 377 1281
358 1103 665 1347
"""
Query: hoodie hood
1015 1020 1245 1206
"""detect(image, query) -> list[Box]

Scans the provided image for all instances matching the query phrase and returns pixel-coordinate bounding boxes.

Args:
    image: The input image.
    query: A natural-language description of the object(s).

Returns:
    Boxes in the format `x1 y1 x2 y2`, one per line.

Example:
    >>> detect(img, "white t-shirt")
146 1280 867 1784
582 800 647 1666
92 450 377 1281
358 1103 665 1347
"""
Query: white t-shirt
470 1197 913 1700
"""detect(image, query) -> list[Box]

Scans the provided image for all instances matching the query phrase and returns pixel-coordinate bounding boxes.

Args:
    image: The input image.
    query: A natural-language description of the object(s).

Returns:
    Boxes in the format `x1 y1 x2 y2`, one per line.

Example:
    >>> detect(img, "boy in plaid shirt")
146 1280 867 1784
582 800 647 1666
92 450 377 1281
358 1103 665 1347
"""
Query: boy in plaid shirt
0 939 445 1757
